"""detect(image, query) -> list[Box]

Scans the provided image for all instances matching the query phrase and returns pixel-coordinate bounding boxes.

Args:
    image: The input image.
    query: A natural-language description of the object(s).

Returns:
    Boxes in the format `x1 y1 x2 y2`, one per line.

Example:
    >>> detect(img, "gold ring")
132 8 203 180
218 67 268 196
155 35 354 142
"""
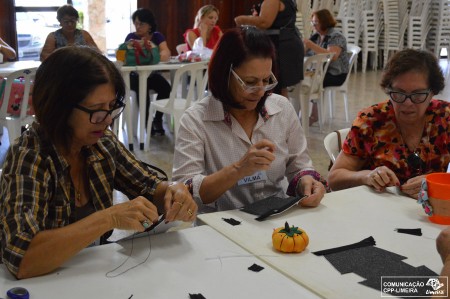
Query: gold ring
174 201 183 207
187 209 193 216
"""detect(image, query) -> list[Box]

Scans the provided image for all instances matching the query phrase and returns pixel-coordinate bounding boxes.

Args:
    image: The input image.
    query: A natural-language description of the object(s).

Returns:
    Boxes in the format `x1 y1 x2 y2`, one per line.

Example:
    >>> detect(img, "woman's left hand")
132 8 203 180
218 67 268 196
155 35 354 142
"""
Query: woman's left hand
164 182 197 222
297 175 325 207
401 175 426 200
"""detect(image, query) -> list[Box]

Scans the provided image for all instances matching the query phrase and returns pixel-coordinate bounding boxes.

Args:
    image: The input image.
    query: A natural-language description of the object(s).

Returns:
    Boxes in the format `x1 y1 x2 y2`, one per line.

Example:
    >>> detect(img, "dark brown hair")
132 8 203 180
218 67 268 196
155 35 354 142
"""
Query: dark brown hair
380 48 445 95
313 9 337 31
33 46 125 150
208 26 276 110
132 8 157 34
57 5 79 22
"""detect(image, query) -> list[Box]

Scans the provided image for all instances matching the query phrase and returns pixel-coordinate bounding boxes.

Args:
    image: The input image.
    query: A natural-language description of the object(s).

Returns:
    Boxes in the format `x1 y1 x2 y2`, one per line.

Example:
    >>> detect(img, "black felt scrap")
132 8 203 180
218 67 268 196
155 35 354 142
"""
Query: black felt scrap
395 228 422 236
189 293 206 299
312 236 376 256
222 217 241 226
248 263 264 272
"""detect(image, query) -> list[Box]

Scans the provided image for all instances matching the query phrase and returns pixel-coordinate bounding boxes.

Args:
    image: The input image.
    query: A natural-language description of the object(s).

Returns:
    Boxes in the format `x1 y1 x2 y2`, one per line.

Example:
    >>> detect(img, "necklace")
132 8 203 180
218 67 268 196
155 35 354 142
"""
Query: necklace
398 121 430 175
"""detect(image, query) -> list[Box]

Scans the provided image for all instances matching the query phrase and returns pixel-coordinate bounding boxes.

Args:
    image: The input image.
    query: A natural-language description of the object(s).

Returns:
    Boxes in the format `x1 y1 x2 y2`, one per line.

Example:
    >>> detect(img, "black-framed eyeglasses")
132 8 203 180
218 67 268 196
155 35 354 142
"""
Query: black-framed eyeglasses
407 152 425 175
387 89 431 104
229 65 278 94
74 101 125 124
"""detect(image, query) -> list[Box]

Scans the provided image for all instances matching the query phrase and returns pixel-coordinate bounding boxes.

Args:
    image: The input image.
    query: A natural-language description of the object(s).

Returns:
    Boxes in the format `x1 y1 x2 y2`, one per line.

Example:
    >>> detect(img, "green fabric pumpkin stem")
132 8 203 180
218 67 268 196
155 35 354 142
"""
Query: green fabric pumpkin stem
280 221 302 237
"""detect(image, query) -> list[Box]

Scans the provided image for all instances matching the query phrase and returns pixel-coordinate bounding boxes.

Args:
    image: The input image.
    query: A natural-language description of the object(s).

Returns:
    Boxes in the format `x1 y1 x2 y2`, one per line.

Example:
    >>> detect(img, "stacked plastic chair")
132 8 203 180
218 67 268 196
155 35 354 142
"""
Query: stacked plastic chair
295 10 306 38
297 0 313 39
407 0 433 49
336 0 363 73
311 0 335 12
381 0 409 68
360 0 383 73
426 0 450 59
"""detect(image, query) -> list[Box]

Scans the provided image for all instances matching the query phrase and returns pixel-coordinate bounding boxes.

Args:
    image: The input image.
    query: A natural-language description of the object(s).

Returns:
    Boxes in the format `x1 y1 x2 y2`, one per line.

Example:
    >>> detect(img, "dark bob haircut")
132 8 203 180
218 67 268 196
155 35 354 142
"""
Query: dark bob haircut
313 9 337 31
208 26 276 110
132 8 157 34
380 48 445 95
57 5 79 22
33 46 126 150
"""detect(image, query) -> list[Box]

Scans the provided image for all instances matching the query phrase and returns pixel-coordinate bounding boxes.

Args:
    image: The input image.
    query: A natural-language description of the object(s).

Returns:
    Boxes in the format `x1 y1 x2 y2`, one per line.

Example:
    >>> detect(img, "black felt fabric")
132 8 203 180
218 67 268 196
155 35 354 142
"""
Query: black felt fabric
222 217 241 226
240 196 301 218
312 236 376 256
322 246 438 297
395 228 422 236
248 263 264 272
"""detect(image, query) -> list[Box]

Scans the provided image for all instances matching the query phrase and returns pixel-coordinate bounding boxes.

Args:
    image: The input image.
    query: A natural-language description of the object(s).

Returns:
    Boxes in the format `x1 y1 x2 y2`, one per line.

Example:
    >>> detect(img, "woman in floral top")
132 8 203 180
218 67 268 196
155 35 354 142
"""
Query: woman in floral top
328 49 449 199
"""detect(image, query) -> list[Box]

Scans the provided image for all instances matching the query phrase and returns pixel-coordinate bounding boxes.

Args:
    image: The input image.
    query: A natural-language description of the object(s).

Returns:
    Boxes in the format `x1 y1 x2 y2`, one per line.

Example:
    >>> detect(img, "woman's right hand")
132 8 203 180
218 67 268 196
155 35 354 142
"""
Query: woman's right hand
107 196 159 232
233 139 275 177
365 166 400 192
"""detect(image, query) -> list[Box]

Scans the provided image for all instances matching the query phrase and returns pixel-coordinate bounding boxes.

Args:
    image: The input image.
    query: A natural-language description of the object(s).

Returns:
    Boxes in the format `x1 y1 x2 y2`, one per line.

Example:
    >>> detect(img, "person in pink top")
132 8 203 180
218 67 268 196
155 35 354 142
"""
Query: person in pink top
184 5 223 51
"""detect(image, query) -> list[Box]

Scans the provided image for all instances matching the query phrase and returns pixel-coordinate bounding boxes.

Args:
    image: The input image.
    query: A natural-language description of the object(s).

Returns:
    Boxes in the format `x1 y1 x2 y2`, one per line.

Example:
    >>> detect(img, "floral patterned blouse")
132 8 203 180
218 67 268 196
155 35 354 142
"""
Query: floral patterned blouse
342 99 450 184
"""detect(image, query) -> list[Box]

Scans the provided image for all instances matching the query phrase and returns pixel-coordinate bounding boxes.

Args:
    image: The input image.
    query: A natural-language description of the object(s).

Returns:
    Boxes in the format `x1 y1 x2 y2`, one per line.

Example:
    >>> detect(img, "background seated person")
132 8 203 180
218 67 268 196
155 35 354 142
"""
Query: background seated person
173 26 326 214
40 4 99 61
125 8 171 135
0 46 196 279
0 37 16 62
303 9 349 125
184 5 223 51
328 49 449 200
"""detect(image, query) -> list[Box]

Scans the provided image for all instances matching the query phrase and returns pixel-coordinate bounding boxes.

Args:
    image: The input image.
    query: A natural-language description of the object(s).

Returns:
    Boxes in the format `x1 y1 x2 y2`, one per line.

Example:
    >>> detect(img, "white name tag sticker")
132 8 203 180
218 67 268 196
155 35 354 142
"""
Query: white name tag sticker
238 171 268 186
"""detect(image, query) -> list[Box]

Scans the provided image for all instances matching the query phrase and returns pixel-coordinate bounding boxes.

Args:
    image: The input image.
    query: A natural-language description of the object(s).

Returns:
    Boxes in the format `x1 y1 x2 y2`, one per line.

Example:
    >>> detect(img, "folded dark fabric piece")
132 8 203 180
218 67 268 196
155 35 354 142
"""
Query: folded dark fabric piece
222 217 241 226
248 263 264 272
312 236 376 256
241 195 304 221
395 228 422 236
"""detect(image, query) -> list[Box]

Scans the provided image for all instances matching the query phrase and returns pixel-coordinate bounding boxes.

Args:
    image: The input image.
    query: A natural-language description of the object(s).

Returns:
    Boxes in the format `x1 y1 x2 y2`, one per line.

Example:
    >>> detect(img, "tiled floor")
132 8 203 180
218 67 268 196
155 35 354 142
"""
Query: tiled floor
1 60 449 181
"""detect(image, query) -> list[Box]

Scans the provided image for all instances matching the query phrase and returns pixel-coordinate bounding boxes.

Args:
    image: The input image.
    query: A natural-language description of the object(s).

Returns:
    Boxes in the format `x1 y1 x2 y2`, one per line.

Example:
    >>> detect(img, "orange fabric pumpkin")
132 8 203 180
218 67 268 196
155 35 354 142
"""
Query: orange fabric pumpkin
272 221 309 253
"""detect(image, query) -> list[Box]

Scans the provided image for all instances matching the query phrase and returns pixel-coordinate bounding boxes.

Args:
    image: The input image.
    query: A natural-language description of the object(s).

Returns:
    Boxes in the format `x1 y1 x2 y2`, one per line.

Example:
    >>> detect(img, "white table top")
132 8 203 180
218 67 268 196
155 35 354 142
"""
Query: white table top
117 60 202 72
0 60 41 77
198 186 446 299
0 225 320 299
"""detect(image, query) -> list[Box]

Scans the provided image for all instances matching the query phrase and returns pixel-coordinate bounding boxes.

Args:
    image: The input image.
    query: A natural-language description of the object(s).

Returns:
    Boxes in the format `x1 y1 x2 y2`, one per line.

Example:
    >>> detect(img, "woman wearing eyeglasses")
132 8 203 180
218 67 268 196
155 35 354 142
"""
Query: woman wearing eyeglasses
328 49 449 200
0 46 197 279
40 5 99 61
172 27 326 214
303 9 349 126
125 8 172 136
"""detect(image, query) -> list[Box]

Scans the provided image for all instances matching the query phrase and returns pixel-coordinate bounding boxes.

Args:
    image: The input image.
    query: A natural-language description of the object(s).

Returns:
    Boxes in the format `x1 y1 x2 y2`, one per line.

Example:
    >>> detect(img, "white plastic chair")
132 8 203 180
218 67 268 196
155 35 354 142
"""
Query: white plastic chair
295 53 332 135
144 61 208 151
323 44 361 122
0 68 37 144
176 43 188 55
323 128 350 169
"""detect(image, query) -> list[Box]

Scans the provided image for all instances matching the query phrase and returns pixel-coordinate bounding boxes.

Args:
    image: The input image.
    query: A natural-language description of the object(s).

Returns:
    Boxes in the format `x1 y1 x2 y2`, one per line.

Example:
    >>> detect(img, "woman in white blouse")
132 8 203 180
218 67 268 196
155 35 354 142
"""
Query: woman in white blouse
173 26 326 214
